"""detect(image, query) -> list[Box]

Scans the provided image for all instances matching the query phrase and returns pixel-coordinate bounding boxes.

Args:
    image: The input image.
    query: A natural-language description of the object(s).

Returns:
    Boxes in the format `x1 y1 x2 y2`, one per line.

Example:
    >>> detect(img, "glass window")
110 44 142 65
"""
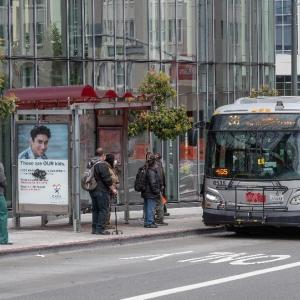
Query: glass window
125 1 148 60
95 61 115 90
126 62 148 93
70 61 83 85
0 0 8 54
69 0 82 57
149 0 160 60
12 60 35 88
84 1 93 58
95 0 113 59
12 0 34 56
36 0 67 57
161 0 175 60
37 61 67 86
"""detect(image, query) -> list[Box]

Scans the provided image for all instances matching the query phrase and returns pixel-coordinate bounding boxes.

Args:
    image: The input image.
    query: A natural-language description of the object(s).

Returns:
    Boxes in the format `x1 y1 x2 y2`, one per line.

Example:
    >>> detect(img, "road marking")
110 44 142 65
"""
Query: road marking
120 251 193 261
178 252 290 265
120 261 300 300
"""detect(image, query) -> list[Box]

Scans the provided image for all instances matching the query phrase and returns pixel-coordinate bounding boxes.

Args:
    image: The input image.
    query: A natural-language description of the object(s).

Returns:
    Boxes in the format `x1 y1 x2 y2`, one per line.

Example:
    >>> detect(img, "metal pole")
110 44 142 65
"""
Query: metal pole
292 0 298 95
73 106 81 232
123 109 129 223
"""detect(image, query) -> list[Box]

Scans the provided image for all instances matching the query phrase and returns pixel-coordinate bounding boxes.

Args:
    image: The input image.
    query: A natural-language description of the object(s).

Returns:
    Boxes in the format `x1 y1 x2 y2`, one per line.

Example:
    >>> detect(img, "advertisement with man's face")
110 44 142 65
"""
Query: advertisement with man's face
17 123 69 210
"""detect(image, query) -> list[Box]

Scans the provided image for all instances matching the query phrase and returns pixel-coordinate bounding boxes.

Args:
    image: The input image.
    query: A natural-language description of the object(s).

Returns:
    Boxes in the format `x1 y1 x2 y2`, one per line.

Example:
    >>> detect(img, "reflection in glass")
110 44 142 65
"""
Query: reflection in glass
12 0 34 56
37 61 67 86
12 60 35 88
69 0 82 57
36 0 67 57
0 0 8 54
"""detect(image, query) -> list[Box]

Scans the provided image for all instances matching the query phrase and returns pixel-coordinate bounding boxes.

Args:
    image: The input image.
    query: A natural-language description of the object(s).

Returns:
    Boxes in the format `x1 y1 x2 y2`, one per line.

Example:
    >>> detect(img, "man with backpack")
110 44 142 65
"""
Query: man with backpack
140 153 162 228
89 148 116 235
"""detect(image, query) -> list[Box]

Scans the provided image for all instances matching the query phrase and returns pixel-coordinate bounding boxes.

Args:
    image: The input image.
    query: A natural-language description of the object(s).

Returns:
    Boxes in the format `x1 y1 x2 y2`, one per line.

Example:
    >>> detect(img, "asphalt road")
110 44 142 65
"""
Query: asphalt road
1 228 300 300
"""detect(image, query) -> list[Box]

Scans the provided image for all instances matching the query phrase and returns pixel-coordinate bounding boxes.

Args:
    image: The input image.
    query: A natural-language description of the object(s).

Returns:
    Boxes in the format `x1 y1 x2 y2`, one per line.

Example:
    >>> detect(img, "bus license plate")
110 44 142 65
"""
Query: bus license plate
269 194 284 202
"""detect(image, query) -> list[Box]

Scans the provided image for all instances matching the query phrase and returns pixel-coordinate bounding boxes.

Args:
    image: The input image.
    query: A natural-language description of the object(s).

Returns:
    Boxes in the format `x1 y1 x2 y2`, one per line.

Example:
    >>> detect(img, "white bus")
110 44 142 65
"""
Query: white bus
202 96 300 229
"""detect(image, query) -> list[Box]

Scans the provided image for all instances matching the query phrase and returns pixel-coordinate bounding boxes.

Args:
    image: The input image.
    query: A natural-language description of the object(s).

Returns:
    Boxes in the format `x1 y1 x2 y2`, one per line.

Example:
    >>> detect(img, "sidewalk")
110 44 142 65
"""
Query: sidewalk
0 207 222 256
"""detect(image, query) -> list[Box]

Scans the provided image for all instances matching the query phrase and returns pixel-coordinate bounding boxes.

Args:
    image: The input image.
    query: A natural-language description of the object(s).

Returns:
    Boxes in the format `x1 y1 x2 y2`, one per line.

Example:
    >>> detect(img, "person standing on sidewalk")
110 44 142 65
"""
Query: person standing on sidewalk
142 154 162 228
104 153 119 228
89 148 116 235
0 162 10 245
154 152 168 226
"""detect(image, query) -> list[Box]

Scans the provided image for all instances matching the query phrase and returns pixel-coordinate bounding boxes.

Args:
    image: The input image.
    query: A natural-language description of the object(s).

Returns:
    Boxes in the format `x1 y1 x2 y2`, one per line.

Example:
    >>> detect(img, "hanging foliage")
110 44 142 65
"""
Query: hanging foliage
0 55 17 119
129 71 192 140
250 85 279 98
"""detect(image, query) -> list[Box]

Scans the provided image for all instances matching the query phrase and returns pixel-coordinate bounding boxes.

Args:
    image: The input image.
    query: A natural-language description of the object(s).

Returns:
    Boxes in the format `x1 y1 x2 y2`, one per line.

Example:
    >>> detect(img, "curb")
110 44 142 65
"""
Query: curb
0 226 224 257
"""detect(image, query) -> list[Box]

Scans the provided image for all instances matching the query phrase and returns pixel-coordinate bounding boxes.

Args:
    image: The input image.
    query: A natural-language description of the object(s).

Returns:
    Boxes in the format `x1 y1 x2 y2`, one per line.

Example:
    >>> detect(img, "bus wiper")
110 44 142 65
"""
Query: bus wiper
271 177 288 194
226 173 240 189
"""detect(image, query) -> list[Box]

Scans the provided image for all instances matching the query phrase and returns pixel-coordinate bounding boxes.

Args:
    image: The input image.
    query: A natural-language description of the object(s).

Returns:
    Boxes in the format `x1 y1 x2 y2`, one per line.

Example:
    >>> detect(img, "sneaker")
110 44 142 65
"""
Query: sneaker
95 231 110 235
144 224 158 228
164 212 170 216
156 222 168 226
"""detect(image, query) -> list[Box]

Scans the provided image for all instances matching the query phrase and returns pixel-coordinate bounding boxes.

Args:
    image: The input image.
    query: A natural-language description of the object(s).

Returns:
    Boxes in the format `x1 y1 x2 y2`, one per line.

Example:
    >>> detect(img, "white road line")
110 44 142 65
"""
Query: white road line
120 261 300 300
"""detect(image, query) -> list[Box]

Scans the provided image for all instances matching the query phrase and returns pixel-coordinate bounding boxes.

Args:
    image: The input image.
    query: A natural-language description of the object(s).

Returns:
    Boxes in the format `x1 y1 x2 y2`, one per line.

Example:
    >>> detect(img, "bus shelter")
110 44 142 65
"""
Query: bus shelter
6 85 151 232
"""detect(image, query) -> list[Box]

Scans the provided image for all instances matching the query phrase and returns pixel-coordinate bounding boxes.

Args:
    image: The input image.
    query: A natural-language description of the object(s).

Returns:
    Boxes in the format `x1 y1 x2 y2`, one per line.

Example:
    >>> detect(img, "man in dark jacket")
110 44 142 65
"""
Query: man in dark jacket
142 154 162 228
89 148 116 235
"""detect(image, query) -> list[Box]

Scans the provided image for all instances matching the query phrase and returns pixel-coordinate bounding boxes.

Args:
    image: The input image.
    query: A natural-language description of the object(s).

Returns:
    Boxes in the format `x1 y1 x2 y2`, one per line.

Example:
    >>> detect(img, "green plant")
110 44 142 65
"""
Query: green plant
0 54 17 119
128 71 192 140
250 85 279 98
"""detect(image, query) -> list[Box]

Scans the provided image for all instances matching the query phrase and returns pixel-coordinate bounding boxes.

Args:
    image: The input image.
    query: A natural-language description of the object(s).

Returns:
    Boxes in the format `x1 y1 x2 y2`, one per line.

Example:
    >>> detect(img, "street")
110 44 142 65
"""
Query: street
1 229 300 300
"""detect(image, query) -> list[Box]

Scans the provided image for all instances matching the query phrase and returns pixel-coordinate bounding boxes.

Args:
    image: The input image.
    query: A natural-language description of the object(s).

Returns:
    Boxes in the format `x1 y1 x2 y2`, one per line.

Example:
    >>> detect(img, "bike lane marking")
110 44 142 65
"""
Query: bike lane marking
120 261 300 300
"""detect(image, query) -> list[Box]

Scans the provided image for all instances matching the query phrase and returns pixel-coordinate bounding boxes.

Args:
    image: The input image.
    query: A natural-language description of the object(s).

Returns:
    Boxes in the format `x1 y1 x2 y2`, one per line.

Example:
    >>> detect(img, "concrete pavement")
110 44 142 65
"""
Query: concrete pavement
0 206 222 256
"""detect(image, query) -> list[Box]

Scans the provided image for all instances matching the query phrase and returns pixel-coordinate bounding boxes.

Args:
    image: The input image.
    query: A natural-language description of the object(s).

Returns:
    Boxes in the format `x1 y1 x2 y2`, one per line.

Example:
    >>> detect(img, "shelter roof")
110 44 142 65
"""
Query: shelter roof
5 85 148 110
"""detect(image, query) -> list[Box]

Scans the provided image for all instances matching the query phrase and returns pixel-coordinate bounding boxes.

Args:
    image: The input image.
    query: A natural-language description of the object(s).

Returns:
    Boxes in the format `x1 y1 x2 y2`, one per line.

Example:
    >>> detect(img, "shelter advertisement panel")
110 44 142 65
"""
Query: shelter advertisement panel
17 123 69 211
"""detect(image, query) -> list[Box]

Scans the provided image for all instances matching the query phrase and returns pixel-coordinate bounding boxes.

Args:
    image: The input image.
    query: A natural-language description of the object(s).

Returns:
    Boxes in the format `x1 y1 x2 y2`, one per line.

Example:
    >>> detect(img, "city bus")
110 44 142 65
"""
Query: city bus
202 96 300 230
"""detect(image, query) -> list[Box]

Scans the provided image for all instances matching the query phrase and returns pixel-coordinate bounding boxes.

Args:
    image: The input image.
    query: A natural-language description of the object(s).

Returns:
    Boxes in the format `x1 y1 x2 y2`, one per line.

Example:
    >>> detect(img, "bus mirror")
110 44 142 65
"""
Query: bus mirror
193 121 210 130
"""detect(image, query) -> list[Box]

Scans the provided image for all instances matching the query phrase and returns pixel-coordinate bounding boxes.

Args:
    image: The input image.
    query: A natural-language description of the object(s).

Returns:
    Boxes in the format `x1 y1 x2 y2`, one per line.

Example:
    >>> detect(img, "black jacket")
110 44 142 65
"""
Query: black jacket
93 161 113 192
141 166 161 200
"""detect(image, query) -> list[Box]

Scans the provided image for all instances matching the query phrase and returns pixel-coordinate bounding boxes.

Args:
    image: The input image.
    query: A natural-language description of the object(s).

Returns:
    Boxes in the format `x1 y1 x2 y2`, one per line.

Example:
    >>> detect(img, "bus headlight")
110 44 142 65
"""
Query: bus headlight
290 195 300 205
205 192 222 203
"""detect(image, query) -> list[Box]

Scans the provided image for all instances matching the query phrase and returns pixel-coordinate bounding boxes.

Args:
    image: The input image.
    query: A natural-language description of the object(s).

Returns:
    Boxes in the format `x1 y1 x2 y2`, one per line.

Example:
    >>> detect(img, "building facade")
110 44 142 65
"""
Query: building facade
1 0 275 206
275 0 300 95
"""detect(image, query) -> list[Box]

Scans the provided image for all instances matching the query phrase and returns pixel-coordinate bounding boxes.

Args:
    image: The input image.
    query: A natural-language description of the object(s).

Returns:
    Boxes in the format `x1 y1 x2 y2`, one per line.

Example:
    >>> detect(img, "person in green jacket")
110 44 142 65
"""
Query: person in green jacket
0 162 10 245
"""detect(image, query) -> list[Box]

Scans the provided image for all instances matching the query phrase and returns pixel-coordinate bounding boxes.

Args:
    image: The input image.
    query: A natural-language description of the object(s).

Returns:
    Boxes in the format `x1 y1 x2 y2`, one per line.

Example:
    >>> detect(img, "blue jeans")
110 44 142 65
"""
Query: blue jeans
89 189 110 233
144 198 157 226
0 195 8 244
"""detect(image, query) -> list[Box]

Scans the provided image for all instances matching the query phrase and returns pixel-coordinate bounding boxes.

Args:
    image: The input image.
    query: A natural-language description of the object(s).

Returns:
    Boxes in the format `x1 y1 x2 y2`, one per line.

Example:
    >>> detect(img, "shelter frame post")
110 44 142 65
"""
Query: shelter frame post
72 106 81 232
123 109 129 223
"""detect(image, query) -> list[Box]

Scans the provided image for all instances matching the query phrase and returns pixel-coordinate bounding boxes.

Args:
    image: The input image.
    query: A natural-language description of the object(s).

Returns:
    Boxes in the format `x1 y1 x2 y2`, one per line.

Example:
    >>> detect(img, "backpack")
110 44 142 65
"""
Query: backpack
81 159 102 191
134 165 147 192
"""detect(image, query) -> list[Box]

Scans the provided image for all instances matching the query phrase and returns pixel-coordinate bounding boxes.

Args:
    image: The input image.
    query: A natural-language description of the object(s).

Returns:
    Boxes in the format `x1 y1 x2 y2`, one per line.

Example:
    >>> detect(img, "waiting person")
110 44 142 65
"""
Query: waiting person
105 153 119 228
142 153 162 228
89 148 116 235
19 125 51 159
154 152 168 226
0 162 11 245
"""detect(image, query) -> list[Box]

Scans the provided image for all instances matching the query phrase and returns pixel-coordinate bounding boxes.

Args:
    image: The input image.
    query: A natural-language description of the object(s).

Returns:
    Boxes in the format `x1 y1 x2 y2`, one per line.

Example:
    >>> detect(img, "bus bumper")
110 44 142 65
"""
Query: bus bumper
203 208 300 227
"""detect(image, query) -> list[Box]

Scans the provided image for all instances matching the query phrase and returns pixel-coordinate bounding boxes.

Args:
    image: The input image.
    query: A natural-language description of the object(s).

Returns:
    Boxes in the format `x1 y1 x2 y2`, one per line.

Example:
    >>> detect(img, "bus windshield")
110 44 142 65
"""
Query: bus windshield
206 115 300 180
